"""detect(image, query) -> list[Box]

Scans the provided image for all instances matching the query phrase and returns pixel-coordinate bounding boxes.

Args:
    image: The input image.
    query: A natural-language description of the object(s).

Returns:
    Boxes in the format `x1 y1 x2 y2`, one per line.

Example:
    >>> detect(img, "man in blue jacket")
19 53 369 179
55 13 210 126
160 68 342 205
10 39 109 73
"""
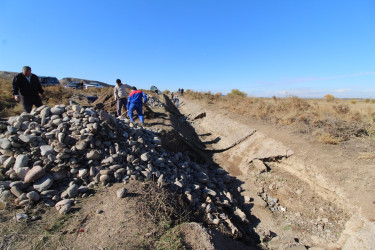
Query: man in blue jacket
127 87 147 124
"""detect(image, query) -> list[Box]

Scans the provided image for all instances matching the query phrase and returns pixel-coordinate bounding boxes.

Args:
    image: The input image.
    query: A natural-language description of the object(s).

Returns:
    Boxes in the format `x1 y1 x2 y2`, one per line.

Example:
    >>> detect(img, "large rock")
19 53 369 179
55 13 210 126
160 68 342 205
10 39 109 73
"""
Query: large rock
76 140 87 151
3 157 15 169
252 159 268 174
13 154 28 170
51 107 64 115
86 150 101 160
19 134 37 143
33 174 53 192
15 167 30 179
0 138 11 149
40 107 51 117
24 166 46 183
116 188 128 198
40 145 54 156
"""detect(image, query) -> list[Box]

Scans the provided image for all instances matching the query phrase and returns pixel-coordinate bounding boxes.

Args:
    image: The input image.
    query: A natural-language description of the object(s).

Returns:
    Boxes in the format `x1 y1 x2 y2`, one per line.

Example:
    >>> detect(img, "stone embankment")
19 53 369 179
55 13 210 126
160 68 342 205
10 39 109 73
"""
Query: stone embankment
0 104 249 238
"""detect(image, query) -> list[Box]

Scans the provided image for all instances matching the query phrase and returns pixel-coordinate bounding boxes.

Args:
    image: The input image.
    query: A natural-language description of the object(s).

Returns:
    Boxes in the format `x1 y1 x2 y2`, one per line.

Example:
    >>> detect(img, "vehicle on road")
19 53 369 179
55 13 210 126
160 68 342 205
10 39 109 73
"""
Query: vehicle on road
65 82 84 89
39 76 60 86
84 82 103 89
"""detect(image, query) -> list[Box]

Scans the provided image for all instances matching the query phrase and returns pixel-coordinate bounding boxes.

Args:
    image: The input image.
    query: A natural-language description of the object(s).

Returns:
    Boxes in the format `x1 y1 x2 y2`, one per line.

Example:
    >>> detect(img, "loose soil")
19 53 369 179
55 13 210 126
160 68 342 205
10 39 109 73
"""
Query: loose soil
1 92 374 249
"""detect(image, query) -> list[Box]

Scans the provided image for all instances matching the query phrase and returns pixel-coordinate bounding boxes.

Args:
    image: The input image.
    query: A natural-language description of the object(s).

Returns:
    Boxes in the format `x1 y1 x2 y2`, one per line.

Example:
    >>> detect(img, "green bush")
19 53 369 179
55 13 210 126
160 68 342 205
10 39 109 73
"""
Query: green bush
228 89 247 97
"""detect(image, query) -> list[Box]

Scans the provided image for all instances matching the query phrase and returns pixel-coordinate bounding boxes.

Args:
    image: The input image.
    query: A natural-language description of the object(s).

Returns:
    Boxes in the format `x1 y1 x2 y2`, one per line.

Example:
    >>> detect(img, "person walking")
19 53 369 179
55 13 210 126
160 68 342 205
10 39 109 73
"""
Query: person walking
127 87 147 124
114 79 128 117
180 88 184 96
12 66 44 113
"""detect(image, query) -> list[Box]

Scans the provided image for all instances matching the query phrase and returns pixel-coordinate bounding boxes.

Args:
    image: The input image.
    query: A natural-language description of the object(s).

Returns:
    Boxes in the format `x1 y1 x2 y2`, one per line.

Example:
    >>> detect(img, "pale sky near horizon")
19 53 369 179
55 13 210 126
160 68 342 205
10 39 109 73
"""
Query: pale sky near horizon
1 0 374 98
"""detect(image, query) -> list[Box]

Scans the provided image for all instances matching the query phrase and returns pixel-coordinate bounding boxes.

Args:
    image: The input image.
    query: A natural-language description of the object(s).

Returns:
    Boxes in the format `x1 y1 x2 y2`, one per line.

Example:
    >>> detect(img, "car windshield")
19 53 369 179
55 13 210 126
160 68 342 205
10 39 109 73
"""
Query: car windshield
68 82 80 86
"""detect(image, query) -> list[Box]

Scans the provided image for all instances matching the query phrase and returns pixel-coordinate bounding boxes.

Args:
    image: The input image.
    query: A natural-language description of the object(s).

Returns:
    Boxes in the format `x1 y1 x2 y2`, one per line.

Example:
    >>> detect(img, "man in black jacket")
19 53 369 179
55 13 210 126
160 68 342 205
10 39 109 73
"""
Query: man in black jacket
12 66 45 113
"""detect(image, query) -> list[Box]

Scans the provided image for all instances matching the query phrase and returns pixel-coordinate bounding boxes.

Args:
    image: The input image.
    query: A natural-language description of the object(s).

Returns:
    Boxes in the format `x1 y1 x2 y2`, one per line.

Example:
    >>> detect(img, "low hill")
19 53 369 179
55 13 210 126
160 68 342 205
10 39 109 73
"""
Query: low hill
0 70 17 80
60 77 113 87
0 71 113 87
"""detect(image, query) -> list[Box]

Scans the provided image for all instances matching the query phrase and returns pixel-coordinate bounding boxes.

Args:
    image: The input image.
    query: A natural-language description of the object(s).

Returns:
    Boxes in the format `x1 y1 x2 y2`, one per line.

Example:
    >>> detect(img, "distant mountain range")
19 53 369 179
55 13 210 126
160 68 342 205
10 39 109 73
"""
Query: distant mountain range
0 71 113 87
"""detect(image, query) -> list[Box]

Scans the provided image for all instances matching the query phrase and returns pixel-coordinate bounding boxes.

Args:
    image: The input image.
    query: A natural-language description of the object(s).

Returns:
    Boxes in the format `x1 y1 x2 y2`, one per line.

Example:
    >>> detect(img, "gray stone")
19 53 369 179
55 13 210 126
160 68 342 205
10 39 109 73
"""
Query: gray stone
86 150 101 160
33 174 53 192
3 157 15 169
40 107 51 117
76 140 87 151
51 107 64 115
67 184 79 197
100 174 109 183
14 213 28 222
19 134 37 143
0 155 9 165
40 145 54 156
59 204 71 214
0 138 11 149
26 191 40 201
10 186 23 198
13 154 28 170
116 188 127 198
141 152 150 162
55 199 72 210
15 167 30 179
78 169 88 178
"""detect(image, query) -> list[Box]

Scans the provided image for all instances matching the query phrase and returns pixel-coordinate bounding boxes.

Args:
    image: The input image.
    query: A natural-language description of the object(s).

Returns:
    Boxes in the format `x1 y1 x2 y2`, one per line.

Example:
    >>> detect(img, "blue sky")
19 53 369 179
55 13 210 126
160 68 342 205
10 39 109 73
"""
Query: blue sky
1 0 374 98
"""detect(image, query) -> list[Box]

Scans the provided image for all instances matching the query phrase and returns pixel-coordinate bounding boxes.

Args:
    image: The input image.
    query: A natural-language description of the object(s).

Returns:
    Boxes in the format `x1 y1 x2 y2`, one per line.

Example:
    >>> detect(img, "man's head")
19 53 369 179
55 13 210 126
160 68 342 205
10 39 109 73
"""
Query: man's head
116 79 122 86
131 86 137 90
22 66 31 77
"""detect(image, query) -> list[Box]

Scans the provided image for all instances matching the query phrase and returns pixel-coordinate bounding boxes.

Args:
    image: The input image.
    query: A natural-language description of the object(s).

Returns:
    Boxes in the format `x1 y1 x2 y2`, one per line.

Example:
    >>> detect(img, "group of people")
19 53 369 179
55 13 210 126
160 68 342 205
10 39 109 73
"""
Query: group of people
114 79 147 125
12 66 148 125
178 88 184 96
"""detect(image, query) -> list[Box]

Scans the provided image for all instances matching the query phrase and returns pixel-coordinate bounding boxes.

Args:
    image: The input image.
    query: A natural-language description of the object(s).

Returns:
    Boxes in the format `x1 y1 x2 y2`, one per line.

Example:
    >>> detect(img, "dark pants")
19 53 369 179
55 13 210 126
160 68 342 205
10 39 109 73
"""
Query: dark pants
117 98 127 116
128 103 144 123
21 95 43 113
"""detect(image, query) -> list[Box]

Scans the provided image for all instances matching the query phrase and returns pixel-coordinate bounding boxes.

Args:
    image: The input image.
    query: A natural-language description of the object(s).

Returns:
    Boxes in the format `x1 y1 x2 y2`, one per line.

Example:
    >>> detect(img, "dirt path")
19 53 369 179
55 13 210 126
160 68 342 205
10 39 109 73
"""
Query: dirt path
178 97 375 249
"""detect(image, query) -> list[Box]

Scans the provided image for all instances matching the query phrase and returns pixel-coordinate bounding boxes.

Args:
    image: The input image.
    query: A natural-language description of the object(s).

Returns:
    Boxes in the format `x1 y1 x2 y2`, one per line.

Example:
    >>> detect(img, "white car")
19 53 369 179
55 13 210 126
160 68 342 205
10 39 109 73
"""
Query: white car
84 82 103 89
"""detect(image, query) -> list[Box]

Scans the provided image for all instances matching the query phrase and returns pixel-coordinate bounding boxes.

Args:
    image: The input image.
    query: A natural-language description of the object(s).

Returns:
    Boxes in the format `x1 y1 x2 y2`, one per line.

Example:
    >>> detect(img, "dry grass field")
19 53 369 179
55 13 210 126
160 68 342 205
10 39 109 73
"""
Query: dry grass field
184 89 375 144
0 79 110 118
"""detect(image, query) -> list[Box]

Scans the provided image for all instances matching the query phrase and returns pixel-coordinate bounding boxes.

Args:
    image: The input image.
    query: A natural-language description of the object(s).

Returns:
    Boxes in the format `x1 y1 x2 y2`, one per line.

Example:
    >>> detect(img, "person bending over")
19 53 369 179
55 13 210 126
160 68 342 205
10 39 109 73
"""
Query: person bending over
127 87 147 124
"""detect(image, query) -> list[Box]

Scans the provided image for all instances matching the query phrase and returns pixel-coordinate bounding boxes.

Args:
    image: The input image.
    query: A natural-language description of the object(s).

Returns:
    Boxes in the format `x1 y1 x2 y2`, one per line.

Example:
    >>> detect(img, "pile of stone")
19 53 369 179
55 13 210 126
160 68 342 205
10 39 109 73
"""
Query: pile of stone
0 104 246 236
146 95 164 108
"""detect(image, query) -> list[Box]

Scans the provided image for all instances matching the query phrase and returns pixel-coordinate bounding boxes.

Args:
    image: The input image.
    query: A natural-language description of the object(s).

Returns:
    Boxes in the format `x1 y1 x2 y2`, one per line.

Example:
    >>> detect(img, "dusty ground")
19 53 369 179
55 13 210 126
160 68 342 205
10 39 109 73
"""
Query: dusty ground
1 92 374 249
178 96 375 249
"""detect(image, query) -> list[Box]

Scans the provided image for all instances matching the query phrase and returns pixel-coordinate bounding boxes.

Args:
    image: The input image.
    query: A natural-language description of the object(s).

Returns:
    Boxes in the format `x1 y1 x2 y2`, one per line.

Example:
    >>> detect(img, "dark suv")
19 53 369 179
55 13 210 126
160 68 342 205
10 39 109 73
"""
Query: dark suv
39 76 60 86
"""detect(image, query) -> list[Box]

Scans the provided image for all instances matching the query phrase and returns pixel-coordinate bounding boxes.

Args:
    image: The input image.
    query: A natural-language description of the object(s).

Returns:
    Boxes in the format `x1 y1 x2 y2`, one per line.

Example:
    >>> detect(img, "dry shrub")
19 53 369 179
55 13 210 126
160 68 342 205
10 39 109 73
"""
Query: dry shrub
358 152 375 159
318 133 343 145
43 86 73 106
333 104 350 114
365 99 370 103
227 89 247 97
324 94 335 102
372 99 375 104
184 90 374 143
351 100 357 104
136 182 192 226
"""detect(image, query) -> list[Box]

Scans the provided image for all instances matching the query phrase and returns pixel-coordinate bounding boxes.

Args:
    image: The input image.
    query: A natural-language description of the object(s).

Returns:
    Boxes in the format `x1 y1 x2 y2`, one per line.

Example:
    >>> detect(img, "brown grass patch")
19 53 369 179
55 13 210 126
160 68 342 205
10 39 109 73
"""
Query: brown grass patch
184 91 375 144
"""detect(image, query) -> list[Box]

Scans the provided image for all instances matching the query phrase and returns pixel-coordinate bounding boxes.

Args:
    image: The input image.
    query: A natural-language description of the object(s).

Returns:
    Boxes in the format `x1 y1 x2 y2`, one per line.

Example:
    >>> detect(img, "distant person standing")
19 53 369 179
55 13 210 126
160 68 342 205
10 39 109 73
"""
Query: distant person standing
173 93 179 108
12 66 44 113
114 79 128 117
181 88 184 96
178 88 181 96
127 87 147 124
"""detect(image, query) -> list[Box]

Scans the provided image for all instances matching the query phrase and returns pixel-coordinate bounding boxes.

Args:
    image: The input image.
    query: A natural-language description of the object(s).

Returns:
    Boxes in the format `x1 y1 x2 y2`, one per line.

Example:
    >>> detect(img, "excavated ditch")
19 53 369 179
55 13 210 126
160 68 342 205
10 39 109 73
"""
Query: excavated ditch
167 97 375 249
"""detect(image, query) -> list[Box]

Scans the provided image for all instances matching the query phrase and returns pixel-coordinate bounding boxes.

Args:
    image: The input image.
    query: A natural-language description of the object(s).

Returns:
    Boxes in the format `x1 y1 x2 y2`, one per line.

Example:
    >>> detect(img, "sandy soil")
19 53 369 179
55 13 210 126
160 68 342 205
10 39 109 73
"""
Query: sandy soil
177 96 375 249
